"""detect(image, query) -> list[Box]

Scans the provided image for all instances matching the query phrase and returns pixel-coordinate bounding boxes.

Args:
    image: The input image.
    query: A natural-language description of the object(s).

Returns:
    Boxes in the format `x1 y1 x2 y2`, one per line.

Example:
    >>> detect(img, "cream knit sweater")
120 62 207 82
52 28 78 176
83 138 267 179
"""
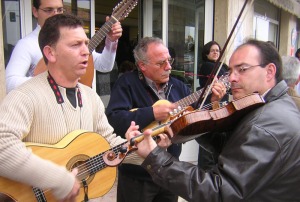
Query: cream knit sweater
0 72 141 200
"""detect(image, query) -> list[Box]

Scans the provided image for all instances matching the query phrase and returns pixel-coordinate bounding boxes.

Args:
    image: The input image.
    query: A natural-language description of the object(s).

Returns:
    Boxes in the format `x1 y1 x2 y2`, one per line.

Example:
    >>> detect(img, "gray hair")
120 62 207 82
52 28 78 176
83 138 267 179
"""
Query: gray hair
281 56 300 86
133 37 164 64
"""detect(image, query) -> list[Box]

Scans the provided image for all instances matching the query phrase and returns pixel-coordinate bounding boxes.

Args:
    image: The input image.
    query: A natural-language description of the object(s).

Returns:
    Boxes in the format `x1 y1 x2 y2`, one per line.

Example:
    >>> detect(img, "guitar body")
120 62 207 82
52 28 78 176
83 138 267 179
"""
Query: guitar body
34 55 95 87
0 131 116 202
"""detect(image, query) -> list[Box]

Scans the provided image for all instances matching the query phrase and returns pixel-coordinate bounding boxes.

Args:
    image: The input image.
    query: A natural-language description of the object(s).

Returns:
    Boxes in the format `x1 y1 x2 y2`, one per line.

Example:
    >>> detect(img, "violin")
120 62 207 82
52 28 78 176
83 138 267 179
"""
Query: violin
170 93 265 144
102 93 264 167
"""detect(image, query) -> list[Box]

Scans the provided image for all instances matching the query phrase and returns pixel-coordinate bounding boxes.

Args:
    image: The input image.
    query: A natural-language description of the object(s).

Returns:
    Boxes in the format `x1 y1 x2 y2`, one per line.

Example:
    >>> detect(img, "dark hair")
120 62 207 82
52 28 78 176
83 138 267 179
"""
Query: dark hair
38 13 83 64
237 39 283 83
202 41 221 61
295 48 300 59
32 0 63 9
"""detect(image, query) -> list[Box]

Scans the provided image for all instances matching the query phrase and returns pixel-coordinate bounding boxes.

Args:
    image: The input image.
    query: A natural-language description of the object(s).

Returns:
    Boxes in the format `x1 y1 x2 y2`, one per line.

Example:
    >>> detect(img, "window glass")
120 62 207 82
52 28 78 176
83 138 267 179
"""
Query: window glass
2 0 21 67
153 0 162 38
168 0 205 91
253 0 279 47
63 0 91 37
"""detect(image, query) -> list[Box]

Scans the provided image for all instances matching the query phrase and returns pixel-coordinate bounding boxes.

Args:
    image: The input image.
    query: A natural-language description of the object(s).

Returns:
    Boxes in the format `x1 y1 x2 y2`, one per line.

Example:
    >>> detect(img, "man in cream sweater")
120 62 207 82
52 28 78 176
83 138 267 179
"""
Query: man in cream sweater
0 14 170 201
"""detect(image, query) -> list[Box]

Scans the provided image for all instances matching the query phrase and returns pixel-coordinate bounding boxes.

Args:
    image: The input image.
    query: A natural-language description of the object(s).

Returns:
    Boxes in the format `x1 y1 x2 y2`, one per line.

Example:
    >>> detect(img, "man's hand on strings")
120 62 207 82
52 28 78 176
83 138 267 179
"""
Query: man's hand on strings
210 81 227 103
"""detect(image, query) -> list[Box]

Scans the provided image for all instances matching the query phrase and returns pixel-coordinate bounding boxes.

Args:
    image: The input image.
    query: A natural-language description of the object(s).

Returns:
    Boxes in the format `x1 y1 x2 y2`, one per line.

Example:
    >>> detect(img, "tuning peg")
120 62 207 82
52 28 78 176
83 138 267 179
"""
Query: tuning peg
120 145 128 154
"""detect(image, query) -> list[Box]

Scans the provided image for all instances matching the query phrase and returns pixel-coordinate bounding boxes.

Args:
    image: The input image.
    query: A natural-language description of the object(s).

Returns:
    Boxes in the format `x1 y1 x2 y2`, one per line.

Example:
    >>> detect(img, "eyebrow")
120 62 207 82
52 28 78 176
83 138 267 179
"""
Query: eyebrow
232 63 248 68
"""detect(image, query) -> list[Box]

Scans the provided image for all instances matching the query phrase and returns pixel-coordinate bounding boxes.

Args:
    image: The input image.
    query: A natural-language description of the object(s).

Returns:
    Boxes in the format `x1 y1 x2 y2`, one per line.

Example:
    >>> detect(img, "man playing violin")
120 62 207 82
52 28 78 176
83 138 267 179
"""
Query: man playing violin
127 39 300 201
106 36 226 202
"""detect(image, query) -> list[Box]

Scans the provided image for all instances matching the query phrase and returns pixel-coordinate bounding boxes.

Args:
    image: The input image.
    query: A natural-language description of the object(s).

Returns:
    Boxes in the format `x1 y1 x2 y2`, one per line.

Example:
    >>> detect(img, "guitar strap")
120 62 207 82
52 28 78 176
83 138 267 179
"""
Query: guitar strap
47 72 83 107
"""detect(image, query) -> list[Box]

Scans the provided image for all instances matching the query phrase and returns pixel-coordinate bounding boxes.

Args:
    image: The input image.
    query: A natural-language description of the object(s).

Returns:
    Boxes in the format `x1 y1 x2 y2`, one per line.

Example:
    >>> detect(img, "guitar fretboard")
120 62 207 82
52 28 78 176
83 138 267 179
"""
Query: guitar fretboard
88 17 118 54
175 88 205 108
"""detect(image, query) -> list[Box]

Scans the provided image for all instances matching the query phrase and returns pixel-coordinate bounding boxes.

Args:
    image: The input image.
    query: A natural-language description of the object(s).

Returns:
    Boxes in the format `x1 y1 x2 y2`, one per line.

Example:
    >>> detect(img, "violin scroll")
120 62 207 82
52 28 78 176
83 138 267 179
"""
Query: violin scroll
102 142 138 167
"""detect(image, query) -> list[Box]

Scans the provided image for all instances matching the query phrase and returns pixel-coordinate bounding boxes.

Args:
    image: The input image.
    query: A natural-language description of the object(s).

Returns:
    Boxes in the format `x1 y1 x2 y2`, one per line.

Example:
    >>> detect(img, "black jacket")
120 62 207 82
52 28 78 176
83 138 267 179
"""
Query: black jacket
142 81 300 201
198 60 228 88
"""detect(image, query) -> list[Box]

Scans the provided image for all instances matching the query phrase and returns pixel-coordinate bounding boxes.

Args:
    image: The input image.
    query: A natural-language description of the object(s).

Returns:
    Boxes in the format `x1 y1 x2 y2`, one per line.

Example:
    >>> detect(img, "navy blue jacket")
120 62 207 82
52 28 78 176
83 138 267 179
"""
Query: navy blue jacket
106 70 191 180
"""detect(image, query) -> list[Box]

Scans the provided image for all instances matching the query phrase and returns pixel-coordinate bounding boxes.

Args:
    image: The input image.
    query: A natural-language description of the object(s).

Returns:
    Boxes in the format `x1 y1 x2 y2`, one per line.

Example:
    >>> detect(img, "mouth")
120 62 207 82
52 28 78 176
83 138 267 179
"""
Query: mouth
80 60 88 68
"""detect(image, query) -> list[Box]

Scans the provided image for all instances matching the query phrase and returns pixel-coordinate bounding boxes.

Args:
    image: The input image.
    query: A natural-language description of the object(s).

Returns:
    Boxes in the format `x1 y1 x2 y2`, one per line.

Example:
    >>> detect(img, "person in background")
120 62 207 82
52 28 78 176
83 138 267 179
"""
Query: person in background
196 41 230 168
106 36 226 202
198 41 229 89
295 48 300 60
5 0 122 93
0 14 144 202
126 39 300 201
295 48 300 95
118 60 136 77
281 55 300 110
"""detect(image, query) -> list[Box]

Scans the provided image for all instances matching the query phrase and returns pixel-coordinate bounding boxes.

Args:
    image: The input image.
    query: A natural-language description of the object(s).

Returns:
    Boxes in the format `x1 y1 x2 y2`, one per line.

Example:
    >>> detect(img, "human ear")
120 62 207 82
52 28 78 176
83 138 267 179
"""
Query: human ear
138 61 147 71
266 63 276 81
43 45 57 63
32 6 38 18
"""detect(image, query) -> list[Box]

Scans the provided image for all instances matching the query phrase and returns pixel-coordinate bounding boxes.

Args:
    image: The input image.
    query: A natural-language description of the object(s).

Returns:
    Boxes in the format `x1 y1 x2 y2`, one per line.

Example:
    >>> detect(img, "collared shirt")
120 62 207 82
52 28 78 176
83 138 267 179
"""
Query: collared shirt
144 76 168 100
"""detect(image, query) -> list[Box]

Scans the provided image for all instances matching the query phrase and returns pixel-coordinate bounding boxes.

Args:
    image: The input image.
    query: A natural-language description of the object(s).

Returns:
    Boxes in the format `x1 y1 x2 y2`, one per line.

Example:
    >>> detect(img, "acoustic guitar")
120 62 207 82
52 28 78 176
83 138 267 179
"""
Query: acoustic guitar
34 0 138 87
0 130 132 202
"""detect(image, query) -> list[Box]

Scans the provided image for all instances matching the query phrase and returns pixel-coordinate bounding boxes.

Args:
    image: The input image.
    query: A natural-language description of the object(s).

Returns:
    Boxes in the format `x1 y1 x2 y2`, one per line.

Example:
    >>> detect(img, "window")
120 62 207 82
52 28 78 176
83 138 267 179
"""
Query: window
2 0 21 67
253 0 279 47
168 0 205 91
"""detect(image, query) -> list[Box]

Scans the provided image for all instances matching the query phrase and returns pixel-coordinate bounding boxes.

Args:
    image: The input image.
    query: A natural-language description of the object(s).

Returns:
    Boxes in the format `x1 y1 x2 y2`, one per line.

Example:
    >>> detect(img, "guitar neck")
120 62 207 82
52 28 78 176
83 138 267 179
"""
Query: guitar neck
88 16 118 53
175 88 206 107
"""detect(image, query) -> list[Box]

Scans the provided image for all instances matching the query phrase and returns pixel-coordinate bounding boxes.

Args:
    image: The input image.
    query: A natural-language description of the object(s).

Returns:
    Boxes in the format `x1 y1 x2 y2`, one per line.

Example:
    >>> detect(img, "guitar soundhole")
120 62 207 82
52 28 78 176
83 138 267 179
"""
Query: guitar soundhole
66 154 95 186
0 193 16 202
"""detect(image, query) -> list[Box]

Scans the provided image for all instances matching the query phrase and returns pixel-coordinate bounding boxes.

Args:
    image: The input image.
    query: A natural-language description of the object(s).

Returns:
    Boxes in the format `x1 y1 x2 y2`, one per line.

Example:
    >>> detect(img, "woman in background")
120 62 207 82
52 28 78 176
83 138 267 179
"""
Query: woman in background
198 41 228 88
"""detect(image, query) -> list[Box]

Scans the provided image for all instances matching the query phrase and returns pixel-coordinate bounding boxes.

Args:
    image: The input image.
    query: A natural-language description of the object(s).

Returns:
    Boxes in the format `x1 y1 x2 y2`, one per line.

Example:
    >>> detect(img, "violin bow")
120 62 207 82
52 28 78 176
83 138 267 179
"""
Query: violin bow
196 0 254 110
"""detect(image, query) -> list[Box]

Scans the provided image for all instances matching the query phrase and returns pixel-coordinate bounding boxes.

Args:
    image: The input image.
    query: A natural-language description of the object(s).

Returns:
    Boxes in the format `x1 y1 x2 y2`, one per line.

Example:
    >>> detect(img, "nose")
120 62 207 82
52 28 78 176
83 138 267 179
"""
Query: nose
229 71 238 83
165 61 172 70
82 43 90 56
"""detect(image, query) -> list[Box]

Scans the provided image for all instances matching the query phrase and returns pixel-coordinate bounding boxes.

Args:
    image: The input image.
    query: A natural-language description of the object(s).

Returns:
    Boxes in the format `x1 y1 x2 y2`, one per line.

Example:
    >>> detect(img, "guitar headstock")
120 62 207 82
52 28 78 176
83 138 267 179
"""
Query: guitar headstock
112 0 138 21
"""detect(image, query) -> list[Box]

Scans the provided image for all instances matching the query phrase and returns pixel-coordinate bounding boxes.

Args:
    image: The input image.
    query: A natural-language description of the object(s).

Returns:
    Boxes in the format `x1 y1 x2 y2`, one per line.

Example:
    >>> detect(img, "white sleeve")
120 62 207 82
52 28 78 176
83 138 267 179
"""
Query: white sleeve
5 37 42 93
92 38 118 73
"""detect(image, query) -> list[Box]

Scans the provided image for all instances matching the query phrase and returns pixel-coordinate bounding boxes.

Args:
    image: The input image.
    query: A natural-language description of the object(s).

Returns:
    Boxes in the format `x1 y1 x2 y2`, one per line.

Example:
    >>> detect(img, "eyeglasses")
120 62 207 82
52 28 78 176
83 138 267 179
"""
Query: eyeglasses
154 58 174 68
228 64 266 76
39 7 65 14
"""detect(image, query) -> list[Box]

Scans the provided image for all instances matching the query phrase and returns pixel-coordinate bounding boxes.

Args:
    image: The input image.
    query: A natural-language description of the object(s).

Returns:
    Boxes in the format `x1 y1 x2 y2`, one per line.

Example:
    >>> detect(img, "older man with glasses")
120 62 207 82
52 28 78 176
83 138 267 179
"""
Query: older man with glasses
5 0 123 93
106 36 226 202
